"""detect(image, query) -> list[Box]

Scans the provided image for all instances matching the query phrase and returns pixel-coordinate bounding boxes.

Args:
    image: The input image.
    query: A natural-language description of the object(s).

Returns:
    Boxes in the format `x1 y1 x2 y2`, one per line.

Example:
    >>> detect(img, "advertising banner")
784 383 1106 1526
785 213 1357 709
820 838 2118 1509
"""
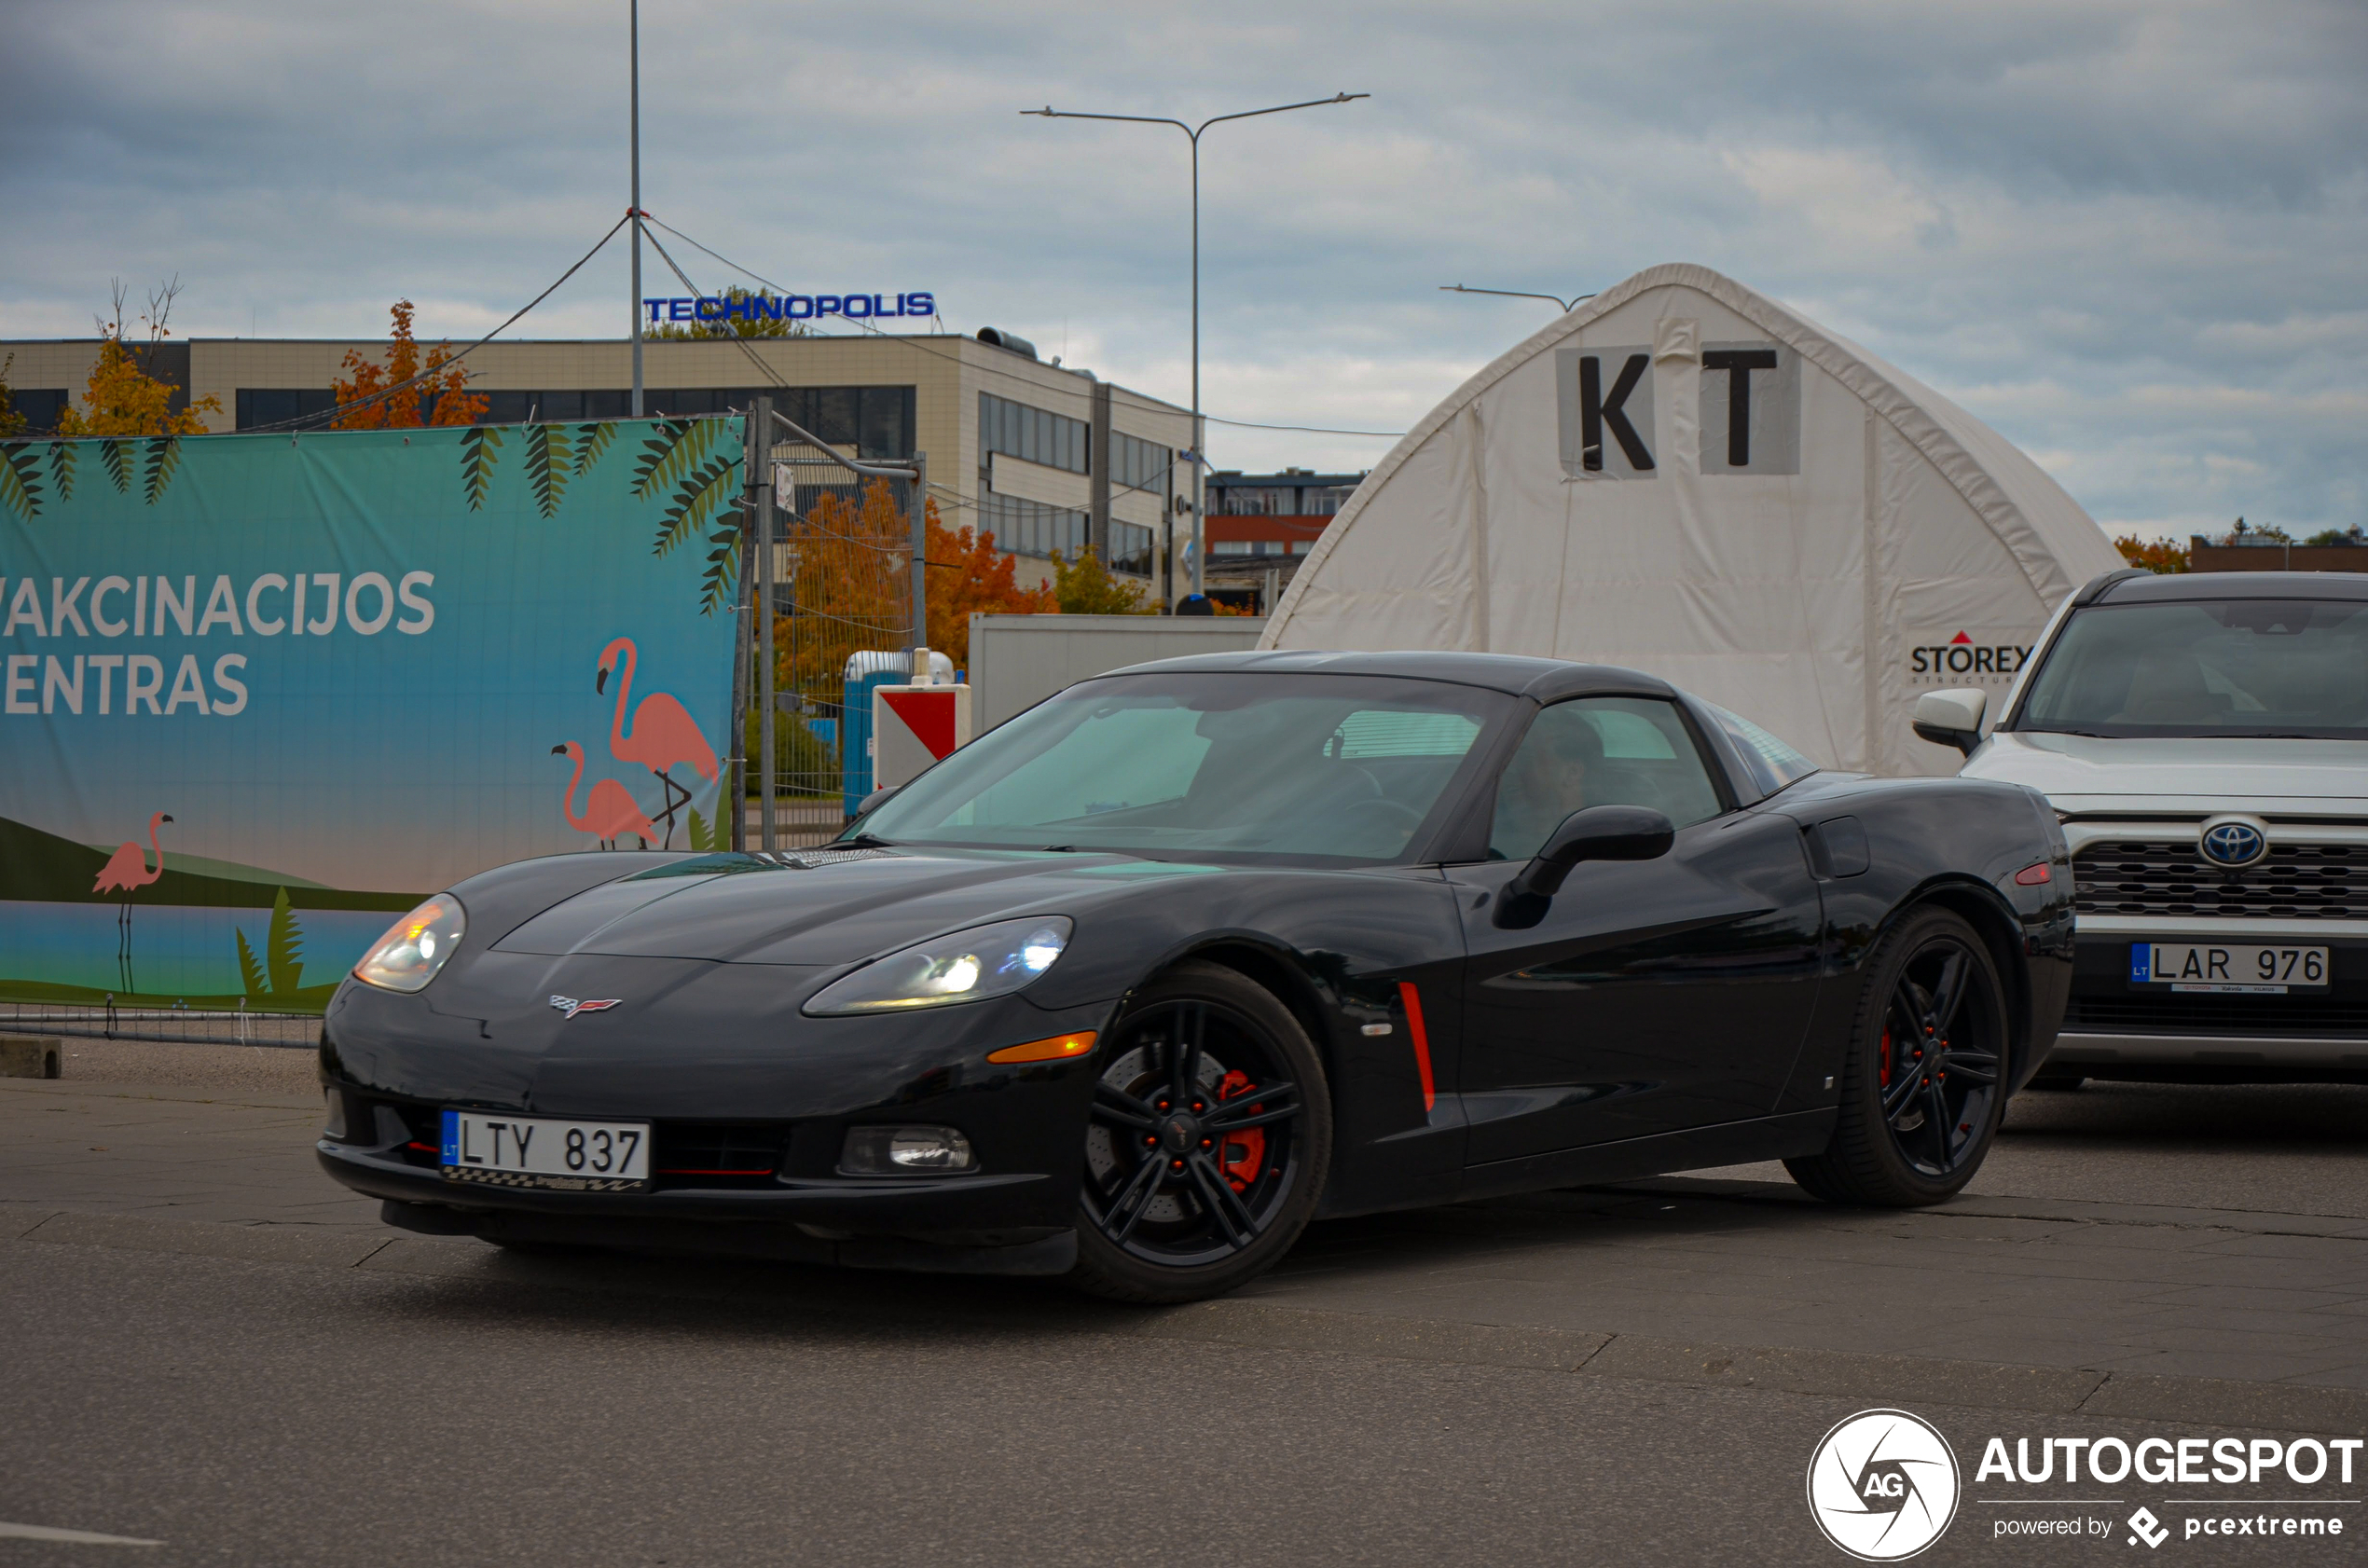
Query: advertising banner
0 417 746 1011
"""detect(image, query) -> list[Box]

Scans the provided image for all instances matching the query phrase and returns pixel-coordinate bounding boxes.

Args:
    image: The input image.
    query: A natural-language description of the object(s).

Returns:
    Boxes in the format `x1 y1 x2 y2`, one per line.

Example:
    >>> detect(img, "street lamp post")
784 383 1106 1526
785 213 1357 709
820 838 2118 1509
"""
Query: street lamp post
1023 92 1369 601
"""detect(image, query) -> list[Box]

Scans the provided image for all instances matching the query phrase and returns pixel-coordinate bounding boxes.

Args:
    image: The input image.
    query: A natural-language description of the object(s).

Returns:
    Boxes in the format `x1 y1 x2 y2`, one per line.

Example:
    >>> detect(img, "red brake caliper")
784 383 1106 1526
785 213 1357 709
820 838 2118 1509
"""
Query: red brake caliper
1216 1070 1267 1193
1879 1026 1892 1091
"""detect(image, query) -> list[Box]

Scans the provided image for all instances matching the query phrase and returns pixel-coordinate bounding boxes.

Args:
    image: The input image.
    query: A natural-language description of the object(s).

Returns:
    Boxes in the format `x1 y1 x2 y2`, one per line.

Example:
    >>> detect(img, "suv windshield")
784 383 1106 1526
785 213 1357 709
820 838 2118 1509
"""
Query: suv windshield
2014 599 2368 740
856 672 1513 863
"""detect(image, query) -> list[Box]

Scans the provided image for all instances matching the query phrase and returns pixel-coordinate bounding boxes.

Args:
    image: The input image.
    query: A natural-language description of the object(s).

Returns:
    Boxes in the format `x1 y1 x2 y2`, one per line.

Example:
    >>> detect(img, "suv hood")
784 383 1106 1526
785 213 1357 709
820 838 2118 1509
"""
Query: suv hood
1964 732 2368 808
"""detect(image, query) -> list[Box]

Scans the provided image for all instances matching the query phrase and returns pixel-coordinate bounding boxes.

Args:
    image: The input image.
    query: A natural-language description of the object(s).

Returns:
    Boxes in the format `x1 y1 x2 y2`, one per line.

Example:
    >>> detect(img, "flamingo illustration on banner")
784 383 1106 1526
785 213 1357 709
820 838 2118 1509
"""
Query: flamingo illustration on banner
597 636 719 849
553 743 657 849
92 812 172 996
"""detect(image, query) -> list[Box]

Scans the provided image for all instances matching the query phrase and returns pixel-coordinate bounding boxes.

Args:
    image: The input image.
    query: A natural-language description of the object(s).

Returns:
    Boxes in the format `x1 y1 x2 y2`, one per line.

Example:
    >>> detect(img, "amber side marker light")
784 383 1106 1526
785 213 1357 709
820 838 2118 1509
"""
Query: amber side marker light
986 1031 1097 1065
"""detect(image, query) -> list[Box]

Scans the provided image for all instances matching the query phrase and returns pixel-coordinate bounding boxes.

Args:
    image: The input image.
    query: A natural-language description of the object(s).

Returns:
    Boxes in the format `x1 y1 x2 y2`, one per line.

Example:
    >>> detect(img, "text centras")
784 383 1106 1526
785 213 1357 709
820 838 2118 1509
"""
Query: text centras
2 570 435 720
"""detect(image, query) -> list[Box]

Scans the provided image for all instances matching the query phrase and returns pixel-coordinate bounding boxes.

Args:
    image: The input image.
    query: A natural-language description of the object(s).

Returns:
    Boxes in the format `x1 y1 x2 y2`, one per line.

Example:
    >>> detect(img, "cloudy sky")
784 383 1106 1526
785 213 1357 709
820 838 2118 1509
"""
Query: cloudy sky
3 0 2361 539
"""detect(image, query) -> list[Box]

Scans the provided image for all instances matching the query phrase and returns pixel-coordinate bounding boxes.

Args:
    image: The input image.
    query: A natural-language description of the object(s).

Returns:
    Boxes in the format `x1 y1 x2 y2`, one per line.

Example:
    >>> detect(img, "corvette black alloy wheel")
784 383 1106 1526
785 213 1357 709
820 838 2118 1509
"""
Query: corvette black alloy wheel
1067 961 1330 1302
1785 908 2008 1206
1875 932 2004 1176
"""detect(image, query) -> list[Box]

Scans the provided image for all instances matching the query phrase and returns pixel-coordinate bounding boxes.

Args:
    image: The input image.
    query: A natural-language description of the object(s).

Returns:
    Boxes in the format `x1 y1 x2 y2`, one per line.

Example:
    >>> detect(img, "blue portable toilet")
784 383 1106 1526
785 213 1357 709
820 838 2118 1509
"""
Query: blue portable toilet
840 650 954 818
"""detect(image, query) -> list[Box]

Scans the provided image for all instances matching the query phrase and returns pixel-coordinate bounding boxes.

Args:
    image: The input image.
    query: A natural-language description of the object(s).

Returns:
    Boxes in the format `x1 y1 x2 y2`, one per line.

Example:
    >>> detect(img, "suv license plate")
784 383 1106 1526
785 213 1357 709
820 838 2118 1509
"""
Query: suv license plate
2130 942 2329 994
440 1110 651 1191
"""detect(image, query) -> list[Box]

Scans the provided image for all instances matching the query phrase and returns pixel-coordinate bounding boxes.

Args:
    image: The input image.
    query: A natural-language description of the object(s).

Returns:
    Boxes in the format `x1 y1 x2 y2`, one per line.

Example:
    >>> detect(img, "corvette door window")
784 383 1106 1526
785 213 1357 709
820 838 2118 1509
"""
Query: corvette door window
1489 697 1724 861
860 672 1511 864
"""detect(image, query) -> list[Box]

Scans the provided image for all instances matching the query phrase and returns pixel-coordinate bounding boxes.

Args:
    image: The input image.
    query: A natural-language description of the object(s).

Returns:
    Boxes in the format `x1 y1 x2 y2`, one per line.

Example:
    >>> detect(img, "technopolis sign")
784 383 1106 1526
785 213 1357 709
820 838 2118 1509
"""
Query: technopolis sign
642 291 936 324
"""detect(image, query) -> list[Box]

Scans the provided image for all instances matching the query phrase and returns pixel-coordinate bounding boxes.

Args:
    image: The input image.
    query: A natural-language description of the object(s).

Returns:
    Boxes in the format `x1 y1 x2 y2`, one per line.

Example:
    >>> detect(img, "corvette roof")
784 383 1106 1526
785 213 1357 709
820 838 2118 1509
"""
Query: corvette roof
1089 648 1676 703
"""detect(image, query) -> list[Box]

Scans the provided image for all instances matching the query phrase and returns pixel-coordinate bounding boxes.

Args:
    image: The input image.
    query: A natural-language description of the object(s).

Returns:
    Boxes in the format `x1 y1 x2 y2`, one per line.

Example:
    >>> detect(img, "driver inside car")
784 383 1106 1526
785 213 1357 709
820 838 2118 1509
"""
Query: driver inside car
1489 706 1603 860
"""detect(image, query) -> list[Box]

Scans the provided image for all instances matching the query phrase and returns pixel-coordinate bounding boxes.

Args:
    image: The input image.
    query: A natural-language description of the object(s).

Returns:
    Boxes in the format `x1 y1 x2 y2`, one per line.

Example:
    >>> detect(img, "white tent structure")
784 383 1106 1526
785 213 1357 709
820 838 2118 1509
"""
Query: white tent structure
1260 263 2125 775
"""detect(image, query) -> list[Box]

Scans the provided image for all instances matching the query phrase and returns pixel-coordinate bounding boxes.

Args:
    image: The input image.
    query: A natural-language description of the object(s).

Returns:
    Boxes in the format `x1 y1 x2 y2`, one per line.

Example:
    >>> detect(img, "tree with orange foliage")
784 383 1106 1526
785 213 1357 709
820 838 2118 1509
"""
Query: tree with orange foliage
770 480 1053 695
54 279 222 437
927 510 1055 661
332 301 488 429
2113 533 2190 574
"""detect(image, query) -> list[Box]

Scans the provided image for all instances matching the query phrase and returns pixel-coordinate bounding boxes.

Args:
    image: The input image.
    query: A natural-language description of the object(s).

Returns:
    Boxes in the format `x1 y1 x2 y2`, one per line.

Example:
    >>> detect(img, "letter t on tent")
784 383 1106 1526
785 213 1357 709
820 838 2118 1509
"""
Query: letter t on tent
1702 349 1779 466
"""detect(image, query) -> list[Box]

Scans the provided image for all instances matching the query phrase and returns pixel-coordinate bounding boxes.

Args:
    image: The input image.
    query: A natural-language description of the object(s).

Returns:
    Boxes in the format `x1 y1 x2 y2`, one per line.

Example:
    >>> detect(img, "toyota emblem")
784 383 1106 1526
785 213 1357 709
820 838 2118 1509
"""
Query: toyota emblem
2198 817 2267 869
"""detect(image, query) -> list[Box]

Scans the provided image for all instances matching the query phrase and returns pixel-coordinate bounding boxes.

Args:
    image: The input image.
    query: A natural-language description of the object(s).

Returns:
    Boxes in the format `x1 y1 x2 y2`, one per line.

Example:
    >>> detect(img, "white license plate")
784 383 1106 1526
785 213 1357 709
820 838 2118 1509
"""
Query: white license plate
440 1110 650 1191
2130 942 2330 994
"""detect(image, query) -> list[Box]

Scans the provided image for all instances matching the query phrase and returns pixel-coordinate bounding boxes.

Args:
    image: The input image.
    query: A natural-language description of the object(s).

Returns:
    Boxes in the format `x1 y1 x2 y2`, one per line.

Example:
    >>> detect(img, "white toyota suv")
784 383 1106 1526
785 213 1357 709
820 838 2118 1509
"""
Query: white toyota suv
1913 569 2368 1085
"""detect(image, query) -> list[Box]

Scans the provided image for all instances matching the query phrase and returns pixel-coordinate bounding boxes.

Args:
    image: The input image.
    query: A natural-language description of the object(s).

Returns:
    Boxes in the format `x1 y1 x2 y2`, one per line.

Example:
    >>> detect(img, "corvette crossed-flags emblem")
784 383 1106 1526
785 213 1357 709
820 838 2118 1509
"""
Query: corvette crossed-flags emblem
549 996 621 1018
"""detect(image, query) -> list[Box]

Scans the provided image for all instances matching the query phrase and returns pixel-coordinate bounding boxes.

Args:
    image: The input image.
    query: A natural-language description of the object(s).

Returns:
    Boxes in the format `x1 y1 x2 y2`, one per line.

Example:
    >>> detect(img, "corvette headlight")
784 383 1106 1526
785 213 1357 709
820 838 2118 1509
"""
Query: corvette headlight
352 894 466 993
803 916 1073 1015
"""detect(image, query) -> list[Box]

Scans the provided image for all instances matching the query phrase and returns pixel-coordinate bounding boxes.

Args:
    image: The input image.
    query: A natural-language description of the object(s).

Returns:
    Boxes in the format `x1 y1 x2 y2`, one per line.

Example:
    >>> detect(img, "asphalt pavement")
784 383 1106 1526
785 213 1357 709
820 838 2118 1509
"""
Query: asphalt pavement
2 1046 2363 1565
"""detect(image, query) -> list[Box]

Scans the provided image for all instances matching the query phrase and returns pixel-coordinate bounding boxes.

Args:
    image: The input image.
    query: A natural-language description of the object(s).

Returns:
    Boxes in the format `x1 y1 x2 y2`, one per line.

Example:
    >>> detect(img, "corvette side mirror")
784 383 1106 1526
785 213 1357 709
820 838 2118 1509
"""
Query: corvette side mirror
1494 805 1675 928
1911 688 1987 757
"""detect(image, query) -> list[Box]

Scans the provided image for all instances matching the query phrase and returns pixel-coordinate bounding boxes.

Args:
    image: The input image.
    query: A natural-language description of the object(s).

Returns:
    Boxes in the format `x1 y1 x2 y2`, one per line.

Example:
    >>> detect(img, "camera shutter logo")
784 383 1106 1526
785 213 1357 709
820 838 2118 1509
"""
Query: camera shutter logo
2198 816 2267 869
1806 1409 1961 1561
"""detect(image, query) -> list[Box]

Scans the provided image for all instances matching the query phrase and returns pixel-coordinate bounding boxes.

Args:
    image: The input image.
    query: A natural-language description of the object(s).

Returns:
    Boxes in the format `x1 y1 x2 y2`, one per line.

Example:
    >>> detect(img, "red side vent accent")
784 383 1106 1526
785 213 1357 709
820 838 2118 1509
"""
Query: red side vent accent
1397 980 1436 1113
2014 862 2052 886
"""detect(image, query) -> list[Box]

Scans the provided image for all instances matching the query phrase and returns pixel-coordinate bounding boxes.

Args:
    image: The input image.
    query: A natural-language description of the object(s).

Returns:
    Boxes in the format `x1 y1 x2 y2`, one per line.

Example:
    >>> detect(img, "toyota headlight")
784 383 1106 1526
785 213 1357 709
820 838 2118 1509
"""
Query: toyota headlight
803 916 1072 1015
353 894 467 993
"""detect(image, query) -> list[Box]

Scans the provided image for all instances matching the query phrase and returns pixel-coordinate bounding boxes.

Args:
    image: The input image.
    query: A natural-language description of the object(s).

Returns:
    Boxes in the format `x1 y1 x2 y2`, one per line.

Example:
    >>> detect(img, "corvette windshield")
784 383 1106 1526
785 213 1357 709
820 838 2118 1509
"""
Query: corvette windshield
2016 599 2368 740
857 672 1511 862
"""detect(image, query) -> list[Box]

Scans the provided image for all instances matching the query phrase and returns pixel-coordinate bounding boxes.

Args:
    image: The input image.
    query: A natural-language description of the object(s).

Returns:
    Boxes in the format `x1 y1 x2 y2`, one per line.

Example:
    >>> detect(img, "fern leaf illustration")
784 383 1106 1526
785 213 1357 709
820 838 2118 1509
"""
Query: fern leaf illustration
142 436 181 504
525 425 572 518
686 805 713 852
0 445 42 521
234 928 268 998
47 441 76 502
654 453 744 558
460 425 503 512
265 887 306 995
700 516 744 617
629 418 714 502
100 439 131 493
571 420 615 477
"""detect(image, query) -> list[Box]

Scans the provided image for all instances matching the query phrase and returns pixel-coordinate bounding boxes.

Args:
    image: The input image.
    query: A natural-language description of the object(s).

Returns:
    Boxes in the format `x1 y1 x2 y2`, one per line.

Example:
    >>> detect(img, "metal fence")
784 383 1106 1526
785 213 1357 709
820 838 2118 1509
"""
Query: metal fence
751 452 917 848
2 1000 319 1049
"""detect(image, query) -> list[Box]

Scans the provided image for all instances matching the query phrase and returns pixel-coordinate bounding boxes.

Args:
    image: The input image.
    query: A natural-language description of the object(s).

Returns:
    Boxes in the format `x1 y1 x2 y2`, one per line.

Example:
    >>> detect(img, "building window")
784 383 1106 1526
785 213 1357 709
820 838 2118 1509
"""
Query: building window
235 388 338 430
1109 430 1173 500
466 386 913 458
1110 521 1154 578
1305 486 1356 516
983 491 1088 562
1212 486 1289 516
1213 541 1256 556
980 392 1087 475
8 389 68 434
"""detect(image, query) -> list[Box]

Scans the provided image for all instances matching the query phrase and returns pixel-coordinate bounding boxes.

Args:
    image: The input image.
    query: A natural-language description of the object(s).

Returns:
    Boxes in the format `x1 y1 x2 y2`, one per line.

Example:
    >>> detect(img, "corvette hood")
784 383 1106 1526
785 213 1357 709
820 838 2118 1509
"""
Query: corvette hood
488 848 1222 967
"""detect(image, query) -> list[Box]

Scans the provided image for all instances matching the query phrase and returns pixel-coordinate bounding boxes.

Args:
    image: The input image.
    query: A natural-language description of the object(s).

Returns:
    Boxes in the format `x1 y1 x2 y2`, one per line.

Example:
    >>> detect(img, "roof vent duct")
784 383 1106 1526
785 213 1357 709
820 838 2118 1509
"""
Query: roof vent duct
975 327 1039 361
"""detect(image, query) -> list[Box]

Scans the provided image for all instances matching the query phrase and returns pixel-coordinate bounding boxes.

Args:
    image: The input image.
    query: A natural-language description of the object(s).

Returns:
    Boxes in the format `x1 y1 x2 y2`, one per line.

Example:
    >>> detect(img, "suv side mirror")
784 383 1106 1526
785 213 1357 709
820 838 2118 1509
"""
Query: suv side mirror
1494 805 1675 928
1911 688 1988 756
857 784 902 817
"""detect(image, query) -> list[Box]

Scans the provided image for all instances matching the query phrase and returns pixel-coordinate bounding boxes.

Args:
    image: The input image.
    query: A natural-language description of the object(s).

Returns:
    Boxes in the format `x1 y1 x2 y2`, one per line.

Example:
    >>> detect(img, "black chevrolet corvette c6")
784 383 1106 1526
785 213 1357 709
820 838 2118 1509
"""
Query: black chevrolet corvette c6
318 650 2072 1301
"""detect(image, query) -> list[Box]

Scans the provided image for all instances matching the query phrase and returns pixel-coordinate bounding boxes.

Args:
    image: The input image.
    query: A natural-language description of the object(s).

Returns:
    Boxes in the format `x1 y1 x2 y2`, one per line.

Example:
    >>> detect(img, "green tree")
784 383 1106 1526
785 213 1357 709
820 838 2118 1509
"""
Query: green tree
648 287 814 340
1053 546 1153 614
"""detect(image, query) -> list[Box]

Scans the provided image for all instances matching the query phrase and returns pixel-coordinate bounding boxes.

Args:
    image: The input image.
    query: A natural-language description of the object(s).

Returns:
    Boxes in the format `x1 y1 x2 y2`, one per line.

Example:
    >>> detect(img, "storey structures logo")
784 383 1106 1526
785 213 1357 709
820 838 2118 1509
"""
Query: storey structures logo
1906 629 2035 688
